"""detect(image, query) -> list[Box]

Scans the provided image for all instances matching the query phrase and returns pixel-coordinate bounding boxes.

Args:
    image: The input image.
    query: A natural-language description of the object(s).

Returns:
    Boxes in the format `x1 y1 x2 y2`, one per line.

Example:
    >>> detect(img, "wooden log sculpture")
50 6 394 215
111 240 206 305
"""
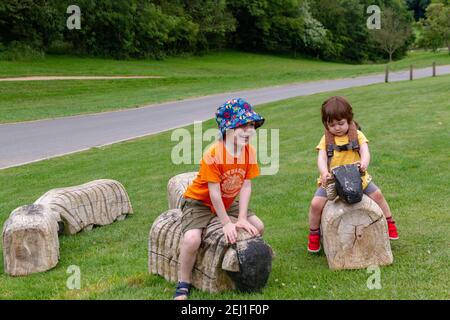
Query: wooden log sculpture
2 204 60 276
148 209 272 293
167 172 198 210
2 179 133 276
34 179 133 235
321 195 393 270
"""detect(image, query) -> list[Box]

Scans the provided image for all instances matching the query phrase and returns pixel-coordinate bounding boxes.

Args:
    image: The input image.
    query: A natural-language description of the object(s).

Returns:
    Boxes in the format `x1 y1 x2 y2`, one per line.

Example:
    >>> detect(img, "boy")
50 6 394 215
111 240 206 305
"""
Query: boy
174 98 265 300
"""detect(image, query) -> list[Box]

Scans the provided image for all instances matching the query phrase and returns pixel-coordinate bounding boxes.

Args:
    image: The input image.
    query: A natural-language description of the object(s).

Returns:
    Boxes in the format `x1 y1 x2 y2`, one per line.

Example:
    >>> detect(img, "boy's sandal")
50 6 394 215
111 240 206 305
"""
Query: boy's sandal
173 281 192 300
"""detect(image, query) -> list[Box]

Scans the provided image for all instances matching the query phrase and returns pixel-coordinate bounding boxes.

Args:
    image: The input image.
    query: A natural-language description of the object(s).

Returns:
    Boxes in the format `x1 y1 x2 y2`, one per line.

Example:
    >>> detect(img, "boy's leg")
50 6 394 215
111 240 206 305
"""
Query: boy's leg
227 201 264 235
247 215 264 236
364 183 398 240
175 199 214 300
178 229 202 284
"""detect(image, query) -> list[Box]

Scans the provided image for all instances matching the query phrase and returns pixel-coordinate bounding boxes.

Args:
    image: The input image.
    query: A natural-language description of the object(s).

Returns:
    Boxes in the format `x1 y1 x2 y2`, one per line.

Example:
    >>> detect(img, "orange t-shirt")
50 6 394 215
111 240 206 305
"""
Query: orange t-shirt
184 141 260 213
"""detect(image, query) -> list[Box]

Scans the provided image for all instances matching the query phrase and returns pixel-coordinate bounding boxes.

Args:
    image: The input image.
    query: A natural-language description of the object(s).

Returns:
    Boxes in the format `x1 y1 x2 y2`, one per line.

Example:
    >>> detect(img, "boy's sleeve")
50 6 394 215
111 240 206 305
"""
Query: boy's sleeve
315 135 326 151
357 130 369 145
245 145 260 180
201 151 222 183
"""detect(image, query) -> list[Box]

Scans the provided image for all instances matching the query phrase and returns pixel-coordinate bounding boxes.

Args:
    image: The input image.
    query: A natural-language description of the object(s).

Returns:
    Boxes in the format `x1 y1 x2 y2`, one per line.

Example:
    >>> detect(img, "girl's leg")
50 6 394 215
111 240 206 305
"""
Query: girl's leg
366 186 399 240
366 189 393 219
307 195 327 253
309 196 328 230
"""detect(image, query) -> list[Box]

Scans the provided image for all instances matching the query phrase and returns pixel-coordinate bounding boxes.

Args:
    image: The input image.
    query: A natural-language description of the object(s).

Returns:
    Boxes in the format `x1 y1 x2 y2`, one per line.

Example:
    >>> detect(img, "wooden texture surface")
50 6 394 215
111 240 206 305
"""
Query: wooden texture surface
35 179 133 235
167 172 198 210
321 195 393 270
2 204 59 276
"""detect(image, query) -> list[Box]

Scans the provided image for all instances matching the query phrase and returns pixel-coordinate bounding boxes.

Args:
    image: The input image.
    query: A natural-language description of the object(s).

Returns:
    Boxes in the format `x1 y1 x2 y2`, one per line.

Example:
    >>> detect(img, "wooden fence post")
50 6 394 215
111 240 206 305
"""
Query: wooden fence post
385 64 389 83
410 65 413 80
432 62 436 77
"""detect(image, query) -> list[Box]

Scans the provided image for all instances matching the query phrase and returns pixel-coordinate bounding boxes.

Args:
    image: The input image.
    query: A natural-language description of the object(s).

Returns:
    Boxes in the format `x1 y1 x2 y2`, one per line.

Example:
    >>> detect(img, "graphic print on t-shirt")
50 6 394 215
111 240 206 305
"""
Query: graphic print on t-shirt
221 168 246 198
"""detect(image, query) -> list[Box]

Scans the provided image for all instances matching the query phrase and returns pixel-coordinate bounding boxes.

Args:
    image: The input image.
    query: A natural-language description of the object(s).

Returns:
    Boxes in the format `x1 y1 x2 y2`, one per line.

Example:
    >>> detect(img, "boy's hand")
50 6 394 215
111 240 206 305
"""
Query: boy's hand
223 222 237 244
236 219 259 237
321 172 332 187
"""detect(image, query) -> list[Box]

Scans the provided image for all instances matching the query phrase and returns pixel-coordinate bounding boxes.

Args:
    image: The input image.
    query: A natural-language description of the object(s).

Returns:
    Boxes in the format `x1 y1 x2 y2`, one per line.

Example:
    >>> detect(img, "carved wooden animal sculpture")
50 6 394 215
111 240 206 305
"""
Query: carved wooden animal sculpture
35 179 133 235
167 172 198 210
148 209 272 293
2 179 133 276
2 204 59 276
321 195 393 270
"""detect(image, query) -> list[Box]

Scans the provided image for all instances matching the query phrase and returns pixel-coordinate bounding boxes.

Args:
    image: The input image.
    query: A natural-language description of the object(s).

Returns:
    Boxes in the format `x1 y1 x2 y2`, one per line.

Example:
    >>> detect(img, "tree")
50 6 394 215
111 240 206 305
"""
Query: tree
370 8 412 61
405 0 431 20
0 0 60 48
226 0 326 55
418 0 450 53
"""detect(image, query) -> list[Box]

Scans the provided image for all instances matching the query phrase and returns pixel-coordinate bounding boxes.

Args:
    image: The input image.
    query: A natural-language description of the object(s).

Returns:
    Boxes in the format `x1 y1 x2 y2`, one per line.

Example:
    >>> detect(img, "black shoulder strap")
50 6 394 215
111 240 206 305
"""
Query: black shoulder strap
325 122 361 169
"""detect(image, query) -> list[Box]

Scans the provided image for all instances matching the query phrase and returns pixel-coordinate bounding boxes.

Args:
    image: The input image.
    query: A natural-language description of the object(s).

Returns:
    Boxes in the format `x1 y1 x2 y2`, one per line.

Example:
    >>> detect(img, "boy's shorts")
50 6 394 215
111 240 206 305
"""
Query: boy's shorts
180 198 255 234
314 181 379 198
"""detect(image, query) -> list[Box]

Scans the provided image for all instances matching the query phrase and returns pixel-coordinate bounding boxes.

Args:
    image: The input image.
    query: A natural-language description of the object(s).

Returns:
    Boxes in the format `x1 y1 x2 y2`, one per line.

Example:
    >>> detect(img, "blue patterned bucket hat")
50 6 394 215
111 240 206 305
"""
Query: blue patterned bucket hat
215 98 265 136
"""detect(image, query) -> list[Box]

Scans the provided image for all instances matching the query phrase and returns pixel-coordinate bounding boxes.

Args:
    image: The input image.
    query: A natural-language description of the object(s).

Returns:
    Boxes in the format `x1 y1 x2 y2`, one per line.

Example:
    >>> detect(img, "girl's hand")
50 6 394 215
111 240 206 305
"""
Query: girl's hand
223 222 237 244
236 219 259 237
321 172 332 187
357 162 368 173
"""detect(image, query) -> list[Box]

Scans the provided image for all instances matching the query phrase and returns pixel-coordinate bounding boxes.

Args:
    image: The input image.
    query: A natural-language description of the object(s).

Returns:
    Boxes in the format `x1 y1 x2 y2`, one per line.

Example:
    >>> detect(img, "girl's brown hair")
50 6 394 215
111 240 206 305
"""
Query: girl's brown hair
321 96 353 128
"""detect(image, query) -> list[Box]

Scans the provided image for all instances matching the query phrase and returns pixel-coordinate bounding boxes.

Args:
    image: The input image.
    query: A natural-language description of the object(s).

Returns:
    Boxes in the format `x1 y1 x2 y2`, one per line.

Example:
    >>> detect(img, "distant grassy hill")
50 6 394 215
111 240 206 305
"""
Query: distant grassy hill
0 50 448 123
0 74 448 299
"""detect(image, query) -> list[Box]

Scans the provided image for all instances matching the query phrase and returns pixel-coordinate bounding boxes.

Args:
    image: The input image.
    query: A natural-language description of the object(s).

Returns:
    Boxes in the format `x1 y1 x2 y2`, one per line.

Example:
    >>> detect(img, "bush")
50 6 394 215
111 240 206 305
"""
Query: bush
0 0 61 49
0 41 45 60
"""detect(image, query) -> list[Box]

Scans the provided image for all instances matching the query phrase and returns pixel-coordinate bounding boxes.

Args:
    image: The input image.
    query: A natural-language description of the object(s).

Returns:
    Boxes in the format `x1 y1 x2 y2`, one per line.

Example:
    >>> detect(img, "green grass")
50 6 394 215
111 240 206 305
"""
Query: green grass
0 74 449 299
0 50 448 123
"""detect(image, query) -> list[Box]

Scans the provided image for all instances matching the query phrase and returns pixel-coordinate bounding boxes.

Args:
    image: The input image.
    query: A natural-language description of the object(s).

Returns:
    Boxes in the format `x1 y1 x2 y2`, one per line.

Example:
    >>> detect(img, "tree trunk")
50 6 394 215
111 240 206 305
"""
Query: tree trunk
2 204 59 276
321 195 393 270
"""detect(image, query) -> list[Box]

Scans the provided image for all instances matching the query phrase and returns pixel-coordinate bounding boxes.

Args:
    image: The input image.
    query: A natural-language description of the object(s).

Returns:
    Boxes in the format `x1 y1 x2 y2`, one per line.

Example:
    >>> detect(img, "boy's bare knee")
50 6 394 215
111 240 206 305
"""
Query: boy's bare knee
258 223 265 236
248 216 264 236
182 231 202 251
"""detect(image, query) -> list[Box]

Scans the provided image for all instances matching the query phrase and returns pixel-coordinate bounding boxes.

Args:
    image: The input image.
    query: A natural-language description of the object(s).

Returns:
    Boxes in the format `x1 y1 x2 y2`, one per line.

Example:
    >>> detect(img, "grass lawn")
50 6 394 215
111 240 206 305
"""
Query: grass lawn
0 50 448 124
0 75 449 299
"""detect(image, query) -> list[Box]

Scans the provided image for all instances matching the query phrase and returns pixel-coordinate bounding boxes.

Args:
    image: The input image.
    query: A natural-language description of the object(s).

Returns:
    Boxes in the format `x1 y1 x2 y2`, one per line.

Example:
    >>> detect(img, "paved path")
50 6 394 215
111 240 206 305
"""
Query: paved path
0 75 162 81
1 65 449 169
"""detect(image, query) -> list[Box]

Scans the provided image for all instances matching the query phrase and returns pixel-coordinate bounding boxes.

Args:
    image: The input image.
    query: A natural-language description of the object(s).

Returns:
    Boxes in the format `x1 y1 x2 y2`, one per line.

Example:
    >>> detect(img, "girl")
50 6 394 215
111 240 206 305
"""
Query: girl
307 96 398 253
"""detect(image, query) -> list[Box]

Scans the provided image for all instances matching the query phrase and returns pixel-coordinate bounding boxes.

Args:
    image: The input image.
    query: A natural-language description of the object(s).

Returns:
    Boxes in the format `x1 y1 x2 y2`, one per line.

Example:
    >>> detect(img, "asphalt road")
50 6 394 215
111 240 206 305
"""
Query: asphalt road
1 65 449 169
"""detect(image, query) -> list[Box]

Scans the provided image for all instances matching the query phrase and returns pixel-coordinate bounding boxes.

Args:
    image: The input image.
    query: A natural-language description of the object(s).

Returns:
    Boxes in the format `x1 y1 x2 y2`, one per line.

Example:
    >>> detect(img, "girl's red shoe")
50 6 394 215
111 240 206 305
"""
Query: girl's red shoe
387 220 399 240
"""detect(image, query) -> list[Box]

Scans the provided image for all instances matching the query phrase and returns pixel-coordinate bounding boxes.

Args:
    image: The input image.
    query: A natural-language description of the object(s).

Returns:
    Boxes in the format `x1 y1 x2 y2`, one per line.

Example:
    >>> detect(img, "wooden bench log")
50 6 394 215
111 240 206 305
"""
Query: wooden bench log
167 172 198 210
321 195 393 270
34 179 133 235
148 209 272 293
2 204 59 276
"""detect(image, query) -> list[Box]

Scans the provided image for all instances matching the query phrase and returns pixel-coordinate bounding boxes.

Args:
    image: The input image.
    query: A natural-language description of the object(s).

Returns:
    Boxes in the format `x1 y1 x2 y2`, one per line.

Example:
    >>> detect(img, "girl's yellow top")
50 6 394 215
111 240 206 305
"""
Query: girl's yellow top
316 130 372 189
